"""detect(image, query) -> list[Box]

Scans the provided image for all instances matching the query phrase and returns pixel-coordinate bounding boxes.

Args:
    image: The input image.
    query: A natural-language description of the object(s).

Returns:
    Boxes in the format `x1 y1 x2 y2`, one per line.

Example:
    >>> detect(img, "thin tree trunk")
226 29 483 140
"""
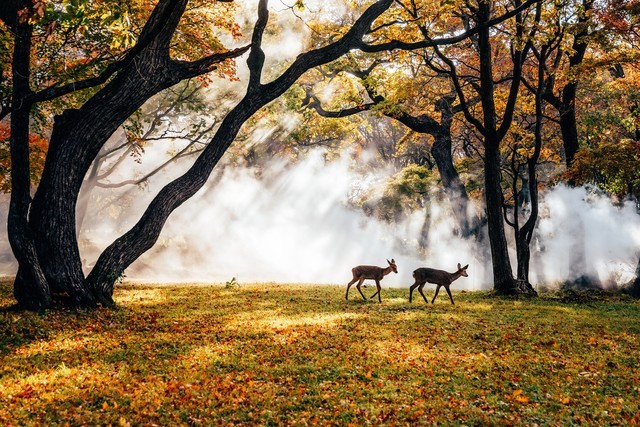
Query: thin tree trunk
558 95 580 167
484 138 517 292
547 0 592 169
476 0 518 294
516 238 531 283
512 35 544 295
8 16 51 309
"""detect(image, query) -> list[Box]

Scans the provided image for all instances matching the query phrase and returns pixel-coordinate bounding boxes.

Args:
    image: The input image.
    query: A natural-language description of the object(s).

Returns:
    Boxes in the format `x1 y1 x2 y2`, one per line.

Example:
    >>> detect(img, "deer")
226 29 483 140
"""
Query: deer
409 263 469 305
346 259 398 302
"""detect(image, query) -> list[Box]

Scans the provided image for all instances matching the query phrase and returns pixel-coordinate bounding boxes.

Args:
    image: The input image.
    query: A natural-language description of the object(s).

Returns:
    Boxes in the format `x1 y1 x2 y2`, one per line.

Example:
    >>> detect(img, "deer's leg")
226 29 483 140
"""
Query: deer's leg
346 276 358 300
444 285 455 305
374 280 382 303
369 281 380 300
409 281 420 303
431 285 441 304
356 278 367 300
418 283 429 303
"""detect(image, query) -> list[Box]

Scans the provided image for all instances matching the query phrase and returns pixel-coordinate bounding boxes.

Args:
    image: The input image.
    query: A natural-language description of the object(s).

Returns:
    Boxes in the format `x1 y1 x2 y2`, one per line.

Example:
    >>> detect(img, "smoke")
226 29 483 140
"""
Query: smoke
1 151 639 290
71 144 640 290
76 148 486 288
531 185 640 288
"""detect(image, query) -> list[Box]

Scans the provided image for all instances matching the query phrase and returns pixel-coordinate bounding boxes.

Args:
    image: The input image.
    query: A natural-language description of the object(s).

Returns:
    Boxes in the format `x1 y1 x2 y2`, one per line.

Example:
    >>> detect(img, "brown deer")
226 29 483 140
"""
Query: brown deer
410 263 469 305
346 259 398 302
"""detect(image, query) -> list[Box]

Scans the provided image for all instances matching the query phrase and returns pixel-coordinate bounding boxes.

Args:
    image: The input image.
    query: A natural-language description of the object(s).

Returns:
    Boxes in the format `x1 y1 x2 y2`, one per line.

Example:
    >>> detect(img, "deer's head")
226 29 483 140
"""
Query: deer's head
457 263 469 277
387 259 398 274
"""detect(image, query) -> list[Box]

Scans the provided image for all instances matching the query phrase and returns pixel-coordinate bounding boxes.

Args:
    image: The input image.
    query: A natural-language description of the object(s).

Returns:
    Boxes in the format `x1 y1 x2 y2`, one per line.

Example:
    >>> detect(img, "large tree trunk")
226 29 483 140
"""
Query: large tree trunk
8 0 394 309
23 0 194 307
28 64 182 305
484 139 517 293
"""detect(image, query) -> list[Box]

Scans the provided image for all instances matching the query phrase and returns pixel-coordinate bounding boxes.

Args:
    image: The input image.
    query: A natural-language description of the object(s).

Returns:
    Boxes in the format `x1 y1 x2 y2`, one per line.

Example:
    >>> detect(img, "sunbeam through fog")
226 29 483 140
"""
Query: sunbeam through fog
1 149 639 289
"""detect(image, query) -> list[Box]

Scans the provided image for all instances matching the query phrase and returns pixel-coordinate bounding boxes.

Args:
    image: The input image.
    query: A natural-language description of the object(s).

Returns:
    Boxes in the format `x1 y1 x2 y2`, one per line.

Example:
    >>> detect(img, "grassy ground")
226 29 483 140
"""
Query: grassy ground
1 280 639 426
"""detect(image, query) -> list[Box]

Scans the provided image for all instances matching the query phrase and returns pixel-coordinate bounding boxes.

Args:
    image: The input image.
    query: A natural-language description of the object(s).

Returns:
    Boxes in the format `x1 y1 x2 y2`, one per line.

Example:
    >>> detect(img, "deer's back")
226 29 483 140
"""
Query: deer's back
352 265 383 280
413 267 451 285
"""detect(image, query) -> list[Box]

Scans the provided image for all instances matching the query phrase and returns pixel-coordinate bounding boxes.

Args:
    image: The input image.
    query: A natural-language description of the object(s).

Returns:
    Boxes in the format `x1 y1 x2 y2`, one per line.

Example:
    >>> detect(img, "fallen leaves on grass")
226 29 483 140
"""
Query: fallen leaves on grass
1 282 639 426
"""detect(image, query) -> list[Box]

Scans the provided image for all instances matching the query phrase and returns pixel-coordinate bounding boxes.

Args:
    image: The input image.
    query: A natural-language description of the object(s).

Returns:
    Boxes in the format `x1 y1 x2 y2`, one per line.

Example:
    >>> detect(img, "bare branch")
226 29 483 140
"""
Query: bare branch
361 0 540 53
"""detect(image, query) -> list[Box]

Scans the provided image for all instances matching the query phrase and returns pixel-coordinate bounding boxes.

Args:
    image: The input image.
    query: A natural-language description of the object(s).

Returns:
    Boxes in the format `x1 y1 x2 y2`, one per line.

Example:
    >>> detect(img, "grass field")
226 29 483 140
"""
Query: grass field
1 280 639 426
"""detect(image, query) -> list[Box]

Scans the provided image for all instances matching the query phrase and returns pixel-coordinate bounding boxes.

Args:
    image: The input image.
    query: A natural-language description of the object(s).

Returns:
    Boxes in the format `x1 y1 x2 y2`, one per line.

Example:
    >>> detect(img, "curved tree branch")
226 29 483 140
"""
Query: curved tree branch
359 0 541 53
86 0 396 292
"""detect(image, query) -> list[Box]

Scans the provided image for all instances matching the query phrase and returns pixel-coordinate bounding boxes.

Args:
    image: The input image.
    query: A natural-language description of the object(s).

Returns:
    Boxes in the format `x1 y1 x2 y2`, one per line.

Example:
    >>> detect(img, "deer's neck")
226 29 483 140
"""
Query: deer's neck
382 266 393 276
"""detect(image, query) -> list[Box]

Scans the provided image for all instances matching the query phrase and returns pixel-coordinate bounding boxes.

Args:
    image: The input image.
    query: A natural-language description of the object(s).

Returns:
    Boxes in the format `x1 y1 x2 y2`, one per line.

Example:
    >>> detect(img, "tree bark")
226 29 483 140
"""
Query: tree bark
7 11 51 310
631 256 640 298
22 0 255 307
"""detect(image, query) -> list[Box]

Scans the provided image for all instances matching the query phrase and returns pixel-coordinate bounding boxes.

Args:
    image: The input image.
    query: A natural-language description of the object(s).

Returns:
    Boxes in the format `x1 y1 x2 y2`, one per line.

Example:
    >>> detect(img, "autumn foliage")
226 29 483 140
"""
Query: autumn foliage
0 122 47 192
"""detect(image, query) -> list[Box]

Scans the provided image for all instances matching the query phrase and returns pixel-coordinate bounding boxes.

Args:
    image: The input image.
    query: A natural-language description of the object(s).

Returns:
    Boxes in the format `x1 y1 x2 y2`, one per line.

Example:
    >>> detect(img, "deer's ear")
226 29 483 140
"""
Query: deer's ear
387 259 391 264
463 264 469 270
391 258 395 263
457 263 461 269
